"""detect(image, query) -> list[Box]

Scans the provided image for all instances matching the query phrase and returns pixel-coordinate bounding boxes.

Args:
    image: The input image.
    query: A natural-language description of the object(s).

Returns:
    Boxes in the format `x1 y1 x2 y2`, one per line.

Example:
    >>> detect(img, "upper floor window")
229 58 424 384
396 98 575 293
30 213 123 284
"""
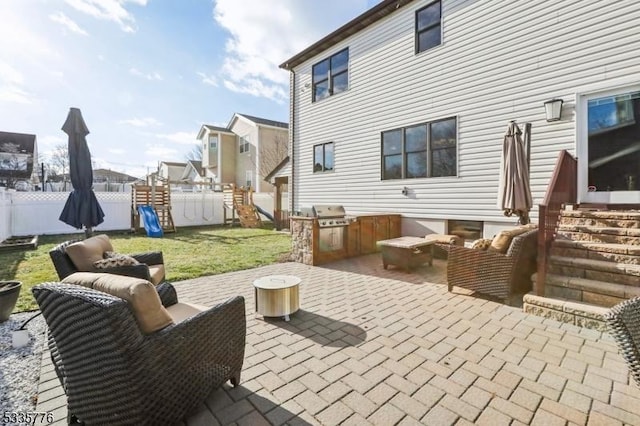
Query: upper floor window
239 137 250 154
313 142 334 173
312 48 349 102
381 117 456 180
209 135 218 150
416 1 442 54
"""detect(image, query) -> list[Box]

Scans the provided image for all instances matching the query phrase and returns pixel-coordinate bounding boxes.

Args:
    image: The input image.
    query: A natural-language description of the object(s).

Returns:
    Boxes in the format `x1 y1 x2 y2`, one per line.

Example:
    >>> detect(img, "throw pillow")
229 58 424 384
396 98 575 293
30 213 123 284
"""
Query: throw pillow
94 253 140 269
471 238 492 250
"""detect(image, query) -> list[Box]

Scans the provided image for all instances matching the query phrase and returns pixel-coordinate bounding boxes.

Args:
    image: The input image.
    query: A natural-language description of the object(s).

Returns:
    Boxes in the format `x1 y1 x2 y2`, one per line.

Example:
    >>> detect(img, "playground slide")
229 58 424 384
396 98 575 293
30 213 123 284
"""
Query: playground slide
138 205 164 238
254 204 274 222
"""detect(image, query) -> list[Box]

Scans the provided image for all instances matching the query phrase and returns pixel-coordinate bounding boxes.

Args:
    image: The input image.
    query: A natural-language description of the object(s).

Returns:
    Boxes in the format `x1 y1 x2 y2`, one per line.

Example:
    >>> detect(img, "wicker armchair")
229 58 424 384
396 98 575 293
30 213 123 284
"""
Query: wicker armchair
446 228 537 302
604 297 640 387
50 236 165 284
33 281 246 425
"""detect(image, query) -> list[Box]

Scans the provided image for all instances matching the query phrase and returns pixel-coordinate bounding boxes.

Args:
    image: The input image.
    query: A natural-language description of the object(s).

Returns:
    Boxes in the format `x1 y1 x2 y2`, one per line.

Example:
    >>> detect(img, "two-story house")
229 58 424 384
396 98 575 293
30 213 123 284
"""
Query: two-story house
280 0 640 238
197 113 288 193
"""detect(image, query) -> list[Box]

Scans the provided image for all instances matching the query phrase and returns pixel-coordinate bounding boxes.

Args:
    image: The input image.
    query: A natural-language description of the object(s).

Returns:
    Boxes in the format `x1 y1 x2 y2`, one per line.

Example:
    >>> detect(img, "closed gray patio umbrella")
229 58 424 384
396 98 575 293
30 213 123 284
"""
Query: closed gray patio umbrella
59 107 105 237
497 121 533 225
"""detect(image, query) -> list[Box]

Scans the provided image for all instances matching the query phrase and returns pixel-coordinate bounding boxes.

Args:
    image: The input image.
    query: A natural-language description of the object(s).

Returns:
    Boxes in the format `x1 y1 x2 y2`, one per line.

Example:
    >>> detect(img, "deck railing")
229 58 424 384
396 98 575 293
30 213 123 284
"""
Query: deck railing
536 150 577 296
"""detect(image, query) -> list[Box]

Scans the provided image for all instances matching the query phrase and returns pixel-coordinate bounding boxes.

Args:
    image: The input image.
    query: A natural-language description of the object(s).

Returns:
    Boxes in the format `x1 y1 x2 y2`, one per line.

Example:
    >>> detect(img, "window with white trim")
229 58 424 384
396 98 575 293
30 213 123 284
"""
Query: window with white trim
239 136 250 154
245 170 253 188
209 135 218 149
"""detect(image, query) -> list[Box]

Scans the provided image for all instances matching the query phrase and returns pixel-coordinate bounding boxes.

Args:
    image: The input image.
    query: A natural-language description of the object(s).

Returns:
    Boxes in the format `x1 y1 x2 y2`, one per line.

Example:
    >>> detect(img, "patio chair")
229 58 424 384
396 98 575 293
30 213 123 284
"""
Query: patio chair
49 234 165 285
604 297 640 387
446 227 537 302
33 273 246 425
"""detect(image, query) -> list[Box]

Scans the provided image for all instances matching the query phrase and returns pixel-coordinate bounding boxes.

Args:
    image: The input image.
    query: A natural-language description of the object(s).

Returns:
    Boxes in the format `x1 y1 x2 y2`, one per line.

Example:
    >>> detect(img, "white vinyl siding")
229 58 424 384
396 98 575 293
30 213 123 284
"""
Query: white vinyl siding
290 0 640 222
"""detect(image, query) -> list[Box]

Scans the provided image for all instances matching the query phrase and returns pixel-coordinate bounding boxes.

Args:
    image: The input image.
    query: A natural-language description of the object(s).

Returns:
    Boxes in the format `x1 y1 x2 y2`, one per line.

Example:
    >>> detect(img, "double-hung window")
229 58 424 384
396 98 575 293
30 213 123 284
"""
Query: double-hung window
239 137 250 154
416 1 442 53
313 142 334 173
209 135 218 150
312 48 349 102
381 117 456 180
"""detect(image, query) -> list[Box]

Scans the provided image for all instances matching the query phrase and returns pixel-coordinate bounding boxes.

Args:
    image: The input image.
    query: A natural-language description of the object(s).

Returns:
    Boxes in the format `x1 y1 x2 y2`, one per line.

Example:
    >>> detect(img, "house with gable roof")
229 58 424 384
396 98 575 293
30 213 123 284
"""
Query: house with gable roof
280 0 640 239
196 113 288 193
0 131 39 189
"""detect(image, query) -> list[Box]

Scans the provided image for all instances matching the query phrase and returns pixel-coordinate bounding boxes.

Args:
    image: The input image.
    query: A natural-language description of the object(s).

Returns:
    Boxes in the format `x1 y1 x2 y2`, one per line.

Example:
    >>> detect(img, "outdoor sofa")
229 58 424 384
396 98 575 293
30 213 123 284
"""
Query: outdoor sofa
33 272 246 425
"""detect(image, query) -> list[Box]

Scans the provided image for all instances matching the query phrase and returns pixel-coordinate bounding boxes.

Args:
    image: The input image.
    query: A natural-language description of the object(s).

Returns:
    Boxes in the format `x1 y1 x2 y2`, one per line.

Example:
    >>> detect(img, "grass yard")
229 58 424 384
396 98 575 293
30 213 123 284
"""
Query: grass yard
0 225 291 312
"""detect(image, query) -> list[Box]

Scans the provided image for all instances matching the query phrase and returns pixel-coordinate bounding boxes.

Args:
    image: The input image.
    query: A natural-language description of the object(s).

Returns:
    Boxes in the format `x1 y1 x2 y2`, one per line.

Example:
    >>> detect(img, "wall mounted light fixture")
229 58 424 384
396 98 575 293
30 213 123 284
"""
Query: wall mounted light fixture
544 98 563 122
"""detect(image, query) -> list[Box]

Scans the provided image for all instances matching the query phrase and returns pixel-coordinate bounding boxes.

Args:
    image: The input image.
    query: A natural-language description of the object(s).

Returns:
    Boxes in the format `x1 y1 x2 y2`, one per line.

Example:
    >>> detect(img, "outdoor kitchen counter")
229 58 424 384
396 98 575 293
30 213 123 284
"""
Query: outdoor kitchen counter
349 214 402 255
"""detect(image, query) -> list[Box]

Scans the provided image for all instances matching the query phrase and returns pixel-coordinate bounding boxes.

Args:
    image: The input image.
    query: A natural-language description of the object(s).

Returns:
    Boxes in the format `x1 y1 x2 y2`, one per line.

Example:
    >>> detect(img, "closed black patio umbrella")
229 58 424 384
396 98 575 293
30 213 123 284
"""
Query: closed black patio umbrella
59 107 105 238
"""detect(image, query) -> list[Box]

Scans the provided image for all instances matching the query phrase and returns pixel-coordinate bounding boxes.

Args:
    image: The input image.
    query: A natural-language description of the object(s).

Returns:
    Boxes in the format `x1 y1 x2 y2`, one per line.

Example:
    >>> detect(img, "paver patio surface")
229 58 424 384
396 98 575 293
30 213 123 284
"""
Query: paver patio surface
37 255 640 425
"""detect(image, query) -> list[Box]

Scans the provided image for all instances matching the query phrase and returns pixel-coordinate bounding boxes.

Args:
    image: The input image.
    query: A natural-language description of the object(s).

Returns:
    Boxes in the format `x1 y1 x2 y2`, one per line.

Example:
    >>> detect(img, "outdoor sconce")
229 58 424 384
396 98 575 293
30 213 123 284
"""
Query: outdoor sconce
544 98 563 122
401 186 409 196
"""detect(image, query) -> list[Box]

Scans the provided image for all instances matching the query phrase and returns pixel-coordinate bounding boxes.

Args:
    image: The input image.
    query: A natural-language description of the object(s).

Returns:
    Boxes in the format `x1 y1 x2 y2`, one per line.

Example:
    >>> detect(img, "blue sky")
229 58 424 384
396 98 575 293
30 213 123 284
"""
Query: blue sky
0 0 380 178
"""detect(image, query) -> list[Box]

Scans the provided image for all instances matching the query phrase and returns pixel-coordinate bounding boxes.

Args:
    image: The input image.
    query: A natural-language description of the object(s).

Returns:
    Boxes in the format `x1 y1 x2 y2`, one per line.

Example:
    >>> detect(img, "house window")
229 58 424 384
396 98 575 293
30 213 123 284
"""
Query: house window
245 170 253 188
381 117 456 180
209 135 218 149
448 220 483 241
416 1 442 54
312 48 349 102
239 137 250 154
313 142 334 173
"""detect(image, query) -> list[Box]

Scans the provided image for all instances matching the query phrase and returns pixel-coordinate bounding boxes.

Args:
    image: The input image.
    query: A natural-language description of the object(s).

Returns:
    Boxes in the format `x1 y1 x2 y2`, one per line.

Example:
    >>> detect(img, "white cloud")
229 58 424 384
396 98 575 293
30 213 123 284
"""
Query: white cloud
119 117 163 127
145 145 179 158
49 11 89 36
130 67 163 81
155 131 197 146
197 72 218 87
0 62 33 104
108 148 126 155
64 0 146 33
38 135 66 147
213 0 370 102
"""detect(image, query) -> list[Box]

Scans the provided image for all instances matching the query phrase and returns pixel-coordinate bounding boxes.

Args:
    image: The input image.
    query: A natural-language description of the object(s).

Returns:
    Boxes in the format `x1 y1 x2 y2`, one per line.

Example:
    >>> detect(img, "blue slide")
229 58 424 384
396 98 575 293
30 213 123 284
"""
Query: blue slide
254 204 274 221
138 205 164 238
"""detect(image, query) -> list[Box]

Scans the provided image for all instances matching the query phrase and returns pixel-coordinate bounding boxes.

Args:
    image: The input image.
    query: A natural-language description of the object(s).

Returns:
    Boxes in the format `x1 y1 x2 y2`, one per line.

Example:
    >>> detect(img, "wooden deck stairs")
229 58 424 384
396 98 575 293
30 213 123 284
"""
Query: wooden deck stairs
222 184 262 228
525 207 640 329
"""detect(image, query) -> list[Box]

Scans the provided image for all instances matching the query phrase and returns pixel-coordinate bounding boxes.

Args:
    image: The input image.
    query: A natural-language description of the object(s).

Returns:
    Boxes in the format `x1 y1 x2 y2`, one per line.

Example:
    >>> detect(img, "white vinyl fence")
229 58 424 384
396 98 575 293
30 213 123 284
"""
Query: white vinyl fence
0 189 11 242
0 189 284 238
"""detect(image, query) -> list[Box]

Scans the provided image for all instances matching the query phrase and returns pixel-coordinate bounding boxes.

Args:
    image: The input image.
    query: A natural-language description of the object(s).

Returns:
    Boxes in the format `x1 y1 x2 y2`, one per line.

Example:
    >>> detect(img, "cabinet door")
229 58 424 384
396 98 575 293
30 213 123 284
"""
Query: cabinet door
389 215 401 238
347 221 360 257
359 217 376 254
375 216 390 245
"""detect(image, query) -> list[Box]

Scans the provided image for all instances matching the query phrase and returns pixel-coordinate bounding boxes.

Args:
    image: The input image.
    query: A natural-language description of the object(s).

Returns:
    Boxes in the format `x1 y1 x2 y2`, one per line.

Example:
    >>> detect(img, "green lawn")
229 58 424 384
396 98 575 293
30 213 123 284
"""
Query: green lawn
0 225 291 312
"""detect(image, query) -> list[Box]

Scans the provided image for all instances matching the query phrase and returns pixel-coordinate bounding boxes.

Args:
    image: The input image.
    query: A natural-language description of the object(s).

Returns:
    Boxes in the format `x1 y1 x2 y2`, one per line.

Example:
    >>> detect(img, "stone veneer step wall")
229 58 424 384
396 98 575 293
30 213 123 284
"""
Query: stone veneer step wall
529 208 640 330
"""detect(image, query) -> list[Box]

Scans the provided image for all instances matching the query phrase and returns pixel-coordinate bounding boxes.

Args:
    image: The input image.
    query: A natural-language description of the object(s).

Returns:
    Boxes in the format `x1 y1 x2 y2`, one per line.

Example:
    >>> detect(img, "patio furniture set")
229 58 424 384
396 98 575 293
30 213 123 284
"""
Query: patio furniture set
30 229 640 424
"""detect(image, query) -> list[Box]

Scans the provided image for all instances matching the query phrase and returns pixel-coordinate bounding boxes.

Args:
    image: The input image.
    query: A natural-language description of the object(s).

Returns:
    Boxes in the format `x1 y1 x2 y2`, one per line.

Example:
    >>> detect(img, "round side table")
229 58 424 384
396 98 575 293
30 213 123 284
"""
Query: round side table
253 275 301 321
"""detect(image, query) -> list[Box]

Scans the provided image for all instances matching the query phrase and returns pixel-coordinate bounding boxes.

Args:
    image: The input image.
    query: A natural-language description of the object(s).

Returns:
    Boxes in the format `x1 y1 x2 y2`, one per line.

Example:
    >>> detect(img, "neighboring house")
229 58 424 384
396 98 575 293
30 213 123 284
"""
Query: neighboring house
180 160 209 190
157 161 188 189
0 131 38 189
196 113 289 193
280 0 640 238
198 125 237 189
93 169 140 183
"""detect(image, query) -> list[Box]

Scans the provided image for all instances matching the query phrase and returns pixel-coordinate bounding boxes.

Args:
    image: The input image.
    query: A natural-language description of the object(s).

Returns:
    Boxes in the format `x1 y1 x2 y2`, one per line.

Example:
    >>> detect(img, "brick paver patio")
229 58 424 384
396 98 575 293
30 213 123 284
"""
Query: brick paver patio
37 255 640 425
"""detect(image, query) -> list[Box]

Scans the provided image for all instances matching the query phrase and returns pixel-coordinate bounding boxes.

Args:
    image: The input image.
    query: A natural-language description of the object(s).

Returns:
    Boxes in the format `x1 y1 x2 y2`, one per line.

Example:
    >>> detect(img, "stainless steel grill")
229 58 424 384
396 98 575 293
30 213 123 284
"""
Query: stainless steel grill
311 205 354 227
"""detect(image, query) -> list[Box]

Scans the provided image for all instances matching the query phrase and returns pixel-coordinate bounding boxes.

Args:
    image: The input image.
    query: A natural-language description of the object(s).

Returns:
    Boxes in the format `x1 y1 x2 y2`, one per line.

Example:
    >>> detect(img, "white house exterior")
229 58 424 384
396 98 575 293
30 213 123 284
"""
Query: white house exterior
281 0 640 238
196 113 289 193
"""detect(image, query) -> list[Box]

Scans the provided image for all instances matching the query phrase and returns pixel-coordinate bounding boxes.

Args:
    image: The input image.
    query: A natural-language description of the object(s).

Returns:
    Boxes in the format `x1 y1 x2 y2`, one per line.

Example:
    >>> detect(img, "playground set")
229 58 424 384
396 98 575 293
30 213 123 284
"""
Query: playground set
131 179 272 237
